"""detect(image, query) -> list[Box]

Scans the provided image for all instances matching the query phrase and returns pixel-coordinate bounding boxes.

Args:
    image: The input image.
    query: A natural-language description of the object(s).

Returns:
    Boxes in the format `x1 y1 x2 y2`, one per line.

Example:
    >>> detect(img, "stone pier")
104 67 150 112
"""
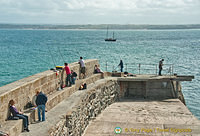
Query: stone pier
0 59 199 136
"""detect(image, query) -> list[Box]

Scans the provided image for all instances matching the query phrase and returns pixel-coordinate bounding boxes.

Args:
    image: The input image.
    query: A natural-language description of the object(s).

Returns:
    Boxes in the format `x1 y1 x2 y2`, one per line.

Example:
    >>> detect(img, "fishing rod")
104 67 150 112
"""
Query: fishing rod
33 55 52 70
56 44 65 63
113 65 119 71
77 51 81 57
46 43 57 68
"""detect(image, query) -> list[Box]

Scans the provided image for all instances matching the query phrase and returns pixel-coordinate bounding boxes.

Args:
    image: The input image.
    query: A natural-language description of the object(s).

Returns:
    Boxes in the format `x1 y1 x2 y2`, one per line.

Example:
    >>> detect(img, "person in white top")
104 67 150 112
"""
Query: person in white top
79 57 86 78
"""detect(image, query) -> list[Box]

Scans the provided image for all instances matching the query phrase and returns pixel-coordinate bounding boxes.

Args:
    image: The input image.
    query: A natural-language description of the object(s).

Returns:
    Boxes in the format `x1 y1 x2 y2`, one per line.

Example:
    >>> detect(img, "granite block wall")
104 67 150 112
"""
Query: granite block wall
48 80 120 136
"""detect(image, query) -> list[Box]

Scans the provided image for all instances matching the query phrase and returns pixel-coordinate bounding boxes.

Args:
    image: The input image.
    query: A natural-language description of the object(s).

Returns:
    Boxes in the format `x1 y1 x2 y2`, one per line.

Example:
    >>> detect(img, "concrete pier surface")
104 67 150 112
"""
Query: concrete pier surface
83 98 200 136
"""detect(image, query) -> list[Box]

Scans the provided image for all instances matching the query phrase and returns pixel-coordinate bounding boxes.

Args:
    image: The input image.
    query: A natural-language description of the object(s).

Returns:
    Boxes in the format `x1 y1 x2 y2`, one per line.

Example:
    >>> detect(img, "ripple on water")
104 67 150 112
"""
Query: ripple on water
0 29 200 119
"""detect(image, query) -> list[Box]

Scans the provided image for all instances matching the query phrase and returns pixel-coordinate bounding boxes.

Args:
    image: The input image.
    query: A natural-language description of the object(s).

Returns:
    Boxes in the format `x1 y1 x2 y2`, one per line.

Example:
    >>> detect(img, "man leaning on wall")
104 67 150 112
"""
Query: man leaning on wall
78 57 86 79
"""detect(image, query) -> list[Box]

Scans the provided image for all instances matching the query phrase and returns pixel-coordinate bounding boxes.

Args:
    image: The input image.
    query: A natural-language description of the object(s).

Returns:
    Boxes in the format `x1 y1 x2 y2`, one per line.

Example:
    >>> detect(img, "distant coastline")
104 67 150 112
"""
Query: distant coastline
0 24 200 30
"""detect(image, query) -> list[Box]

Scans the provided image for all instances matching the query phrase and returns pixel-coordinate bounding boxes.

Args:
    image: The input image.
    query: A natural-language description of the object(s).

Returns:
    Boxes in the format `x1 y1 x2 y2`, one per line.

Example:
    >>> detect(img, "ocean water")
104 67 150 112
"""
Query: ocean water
0 29 200 119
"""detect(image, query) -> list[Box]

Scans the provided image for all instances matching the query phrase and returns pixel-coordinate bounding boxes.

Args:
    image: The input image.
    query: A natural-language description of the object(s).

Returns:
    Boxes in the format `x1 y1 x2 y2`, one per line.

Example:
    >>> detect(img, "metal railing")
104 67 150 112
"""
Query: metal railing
102 61 174 75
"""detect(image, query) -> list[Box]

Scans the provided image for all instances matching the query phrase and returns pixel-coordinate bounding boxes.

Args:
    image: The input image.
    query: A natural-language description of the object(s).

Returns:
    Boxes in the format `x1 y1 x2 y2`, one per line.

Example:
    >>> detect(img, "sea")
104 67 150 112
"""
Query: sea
0 29 200 120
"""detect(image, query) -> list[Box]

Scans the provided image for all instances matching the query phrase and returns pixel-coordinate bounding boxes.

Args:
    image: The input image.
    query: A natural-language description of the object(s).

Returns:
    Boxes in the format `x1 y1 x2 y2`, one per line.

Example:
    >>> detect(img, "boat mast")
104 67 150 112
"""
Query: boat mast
106 26 108 38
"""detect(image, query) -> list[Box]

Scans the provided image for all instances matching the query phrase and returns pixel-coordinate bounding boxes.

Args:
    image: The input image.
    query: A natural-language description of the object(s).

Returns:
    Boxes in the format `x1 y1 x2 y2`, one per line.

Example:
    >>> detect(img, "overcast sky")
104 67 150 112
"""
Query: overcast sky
0 0 200 24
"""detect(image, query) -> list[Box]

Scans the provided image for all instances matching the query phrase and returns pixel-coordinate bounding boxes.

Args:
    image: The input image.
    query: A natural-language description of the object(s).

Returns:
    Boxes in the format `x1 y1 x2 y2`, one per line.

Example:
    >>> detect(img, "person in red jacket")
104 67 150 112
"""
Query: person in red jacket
64 63 72 87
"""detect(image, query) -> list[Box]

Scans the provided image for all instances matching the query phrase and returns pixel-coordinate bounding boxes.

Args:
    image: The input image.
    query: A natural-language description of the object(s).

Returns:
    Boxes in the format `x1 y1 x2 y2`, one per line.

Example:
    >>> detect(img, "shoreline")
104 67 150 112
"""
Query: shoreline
1 24 200 30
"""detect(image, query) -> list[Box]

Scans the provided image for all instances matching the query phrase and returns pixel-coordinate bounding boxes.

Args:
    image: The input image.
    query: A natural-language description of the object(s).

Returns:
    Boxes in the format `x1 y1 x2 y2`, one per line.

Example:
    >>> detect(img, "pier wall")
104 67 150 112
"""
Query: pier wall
118 79 183 100
48 79 119 136
0 59 99 124
0 60 194 136
47 77 187 136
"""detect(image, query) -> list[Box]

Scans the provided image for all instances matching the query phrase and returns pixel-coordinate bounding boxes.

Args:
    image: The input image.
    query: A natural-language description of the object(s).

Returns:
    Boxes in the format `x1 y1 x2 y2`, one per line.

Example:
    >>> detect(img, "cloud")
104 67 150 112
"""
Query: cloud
0 0 199 24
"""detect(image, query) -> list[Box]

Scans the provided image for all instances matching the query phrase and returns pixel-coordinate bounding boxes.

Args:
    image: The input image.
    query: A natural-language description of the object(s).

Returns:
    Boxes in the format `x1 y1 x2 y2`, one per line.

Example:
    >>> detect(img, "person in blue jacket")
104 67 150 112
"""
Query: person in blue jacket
36 91 47 121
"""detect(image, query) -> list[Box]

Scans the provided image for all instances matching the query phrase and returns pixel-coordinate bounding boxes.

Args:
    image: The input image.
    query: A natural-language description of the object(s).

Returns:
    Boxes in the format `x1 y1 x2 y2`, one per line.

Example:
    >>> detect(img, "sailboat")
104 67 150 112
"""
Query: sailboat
105 27 116 42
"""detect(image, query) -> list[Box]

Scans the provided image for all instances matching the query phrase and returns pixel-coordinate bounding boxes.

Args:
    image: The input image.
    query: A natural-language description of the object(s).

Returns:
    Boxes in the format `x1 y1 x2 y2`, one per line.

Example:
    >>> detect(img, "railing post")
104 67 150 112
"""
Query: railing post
139 64 141 74
106 61 108 71
155 64 157 75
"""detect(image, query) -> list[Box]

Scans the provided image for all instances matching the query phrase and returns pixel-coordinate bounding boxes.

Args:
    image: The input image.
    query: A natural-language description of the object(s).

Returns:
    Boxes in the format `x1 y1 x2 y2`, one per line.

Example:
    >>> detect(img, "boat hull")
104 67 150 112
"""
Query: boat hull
105 38 116 42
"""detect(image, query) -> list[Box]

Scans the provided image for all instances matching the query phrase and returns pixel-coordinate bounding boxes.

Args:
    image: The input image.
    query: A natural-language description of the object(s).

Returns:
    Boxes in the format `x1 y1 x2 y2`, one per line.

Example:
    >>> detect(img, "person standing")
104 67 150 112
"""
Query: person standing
71 70 77 84
9 99 30 132
36 91 47 121
118 60 124 72
64 63 72 87
32 91 40 107
79 57 86 79
159 59 164 76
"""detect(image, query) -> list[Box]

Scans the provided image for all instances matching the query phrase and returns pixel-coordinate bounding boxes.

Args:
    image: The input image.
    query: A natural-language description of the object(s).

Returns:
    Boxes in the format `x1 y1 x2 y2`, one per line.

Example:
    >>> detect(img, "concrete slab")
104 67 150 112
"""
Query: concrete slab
83 98 200 136
117 74 194 82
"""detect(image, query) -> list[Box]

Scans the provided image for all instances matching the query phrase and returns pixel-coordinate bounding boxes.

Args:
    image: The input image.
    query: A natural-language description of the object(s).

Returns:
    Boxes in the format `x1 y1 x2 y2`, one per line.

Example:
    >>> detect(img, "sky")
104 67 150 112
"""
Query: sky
0 0 200 24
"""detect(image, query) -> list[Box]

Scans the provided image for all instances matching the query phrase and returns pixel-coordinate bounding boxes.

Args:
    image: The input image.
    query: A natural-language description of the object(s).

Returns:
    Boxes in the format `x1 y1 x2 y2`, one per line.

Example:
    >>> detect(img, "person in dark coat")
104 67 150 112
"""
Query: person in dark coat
71 70 77 84
36 91 47 121
9 99 30 132
118 60 124 72
159 59 164 76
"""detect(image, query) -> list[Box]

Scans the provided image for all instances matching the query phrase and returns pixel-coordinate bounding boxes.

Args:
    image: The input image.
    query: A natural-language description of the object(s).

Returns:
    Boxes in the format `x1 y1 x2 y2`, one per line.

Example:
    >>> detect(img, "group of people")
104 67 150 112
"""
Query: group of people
8 57 165 133
8 57 86 133
9 91 48 132
64 57 85 87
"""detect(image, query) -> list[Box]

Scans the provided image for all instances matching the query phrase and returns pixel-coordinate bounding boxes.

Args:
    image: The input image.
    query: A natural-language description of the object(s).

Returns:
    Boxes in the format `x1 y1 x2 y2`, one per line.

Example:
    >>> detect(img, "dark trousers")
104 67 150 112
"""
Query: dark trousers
120 67 123 72
66 74 72 86
16 114 29 129
71 77 76 84
159 68 162 75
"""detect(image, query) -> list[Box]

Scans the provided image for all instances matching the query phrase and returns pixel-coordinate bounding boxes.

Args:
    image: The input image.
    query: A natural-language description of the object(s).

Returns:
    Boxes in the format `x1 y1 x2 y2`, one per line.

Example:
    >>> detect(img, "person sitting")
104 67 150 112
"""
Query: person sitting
79 83 87 90
94 65 104 78
9 99 30 132
71 70 77 84
94 65 103 73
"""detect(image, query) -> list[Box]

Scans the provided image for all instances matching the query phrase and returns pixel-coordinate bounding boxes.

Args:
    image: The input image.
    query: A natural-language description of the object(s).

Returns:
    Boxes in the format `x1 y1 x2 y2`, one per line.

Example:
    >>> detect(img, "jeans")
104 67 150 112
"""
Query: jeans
71 77 76 84
38 105 45 121
66 74 72 86
16 114 29 129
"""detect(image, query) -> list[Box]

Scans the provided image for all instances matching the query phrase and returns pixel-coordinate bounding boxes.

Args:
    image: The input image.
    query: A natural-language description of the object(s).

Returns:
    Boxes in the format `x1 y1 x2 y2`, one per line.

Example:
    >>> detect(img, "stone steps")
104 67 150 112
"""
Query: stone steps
0 120 23 136
19 77 109 136
1 73 103 136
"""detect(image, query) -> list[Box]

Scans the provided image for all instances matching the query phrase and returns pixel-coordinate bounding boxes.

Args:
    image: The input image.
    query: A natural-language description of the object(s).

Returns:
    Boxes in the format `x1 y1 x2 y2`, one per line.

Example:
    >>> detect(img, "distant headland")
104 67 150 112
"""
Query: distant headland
0 24 200 30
